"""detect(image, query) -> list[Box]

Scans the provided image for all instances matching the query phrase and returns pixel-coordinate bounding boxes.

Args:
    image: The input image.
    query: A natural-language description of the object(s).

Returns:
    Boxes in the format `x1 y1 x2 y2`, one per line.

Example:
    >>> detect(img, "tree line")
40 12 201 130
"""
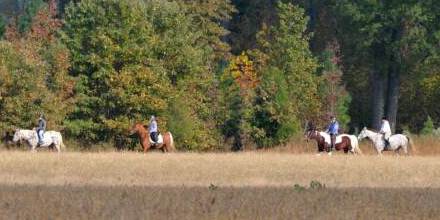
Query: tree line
0 0 439 151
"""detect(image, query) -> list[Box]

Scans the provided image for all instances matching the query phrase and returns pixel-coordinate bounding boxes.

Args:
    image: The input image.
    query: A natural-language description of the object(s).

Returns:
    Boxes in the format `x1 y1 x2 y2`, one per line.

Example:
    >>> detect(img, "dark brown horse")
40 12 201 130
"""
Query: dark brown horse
130 122 175 153
306 129 353 154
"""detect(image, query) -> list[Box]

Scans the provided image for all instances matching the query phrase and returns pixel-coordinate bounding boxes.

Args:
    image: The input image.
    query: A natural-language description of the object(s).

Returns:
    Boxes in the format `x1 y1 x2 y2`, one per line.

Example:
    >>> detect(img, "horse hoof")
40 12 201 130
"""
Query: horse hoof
316 153 322 156
327 152 333 156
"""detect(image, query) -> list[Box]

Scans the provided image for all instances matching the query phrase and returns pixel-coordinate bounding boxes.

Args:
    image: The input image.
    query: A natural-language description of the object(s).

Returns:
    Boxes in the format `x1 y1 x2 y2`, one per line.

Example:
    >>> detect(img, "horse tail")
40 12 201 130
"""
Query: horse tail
61 141 67 151
167 132 175 152
351 135 362 155
406 135 416 155
57 132 66 152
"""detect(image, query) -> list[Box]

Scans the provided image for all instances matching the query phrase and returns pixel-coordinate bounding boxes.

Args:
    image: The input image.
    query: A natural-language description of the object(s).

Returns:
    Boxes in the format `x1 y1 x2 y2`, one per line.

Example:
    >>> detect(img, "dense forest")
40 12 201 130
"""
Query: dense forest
1 0 439 150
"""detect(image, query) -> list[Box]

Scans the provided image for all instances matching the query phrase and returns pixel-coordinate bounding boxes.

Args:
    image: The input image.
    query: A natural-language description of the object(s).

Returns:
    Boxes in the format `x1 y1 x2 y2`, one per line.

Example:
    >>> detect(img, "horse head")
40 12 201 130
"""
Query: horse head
1 130 14 145
12 129 21 143
129 122 145 135
304 121 317 140
357 127 368 140
305 128 320 141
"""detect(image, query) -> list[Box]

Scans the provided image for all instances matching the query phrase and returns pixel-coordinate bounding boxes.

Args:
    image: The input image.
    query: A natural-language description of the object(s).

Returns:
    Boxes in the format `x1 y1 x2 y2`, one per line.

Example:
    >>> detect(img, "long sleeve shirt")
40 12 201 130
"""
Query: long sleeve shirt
380 120 391 137
37 118 46 131
149 120 158 133
326 121 339 135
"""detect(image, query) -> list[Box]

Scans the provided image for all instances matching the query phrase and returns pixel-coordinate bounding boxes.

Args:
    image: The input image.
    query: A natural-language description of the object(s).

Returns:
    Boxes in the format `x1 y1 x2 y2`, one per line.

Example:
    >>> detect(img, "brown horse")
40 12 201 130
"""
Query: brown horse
130 122 175 153
306 129 353 154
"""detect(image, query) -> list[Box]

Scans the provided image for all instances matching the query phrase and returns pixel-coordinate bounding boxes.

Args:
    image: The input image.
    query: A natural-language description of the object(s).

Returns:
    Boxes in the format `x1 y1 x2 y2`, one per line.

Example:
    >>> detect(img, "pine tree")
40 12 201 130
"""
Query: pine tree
335 1 440 131
220 53 258 150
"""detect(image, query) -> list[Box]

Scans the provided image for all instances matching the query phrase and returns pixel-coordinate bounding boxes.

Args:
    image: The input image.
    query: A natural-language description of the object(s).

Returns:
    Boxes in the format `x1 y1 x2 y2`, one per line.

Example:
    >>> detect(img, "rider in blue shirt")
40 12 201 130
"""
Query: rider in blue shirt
325 116 339 152
37 113 46 145
149 115 158 144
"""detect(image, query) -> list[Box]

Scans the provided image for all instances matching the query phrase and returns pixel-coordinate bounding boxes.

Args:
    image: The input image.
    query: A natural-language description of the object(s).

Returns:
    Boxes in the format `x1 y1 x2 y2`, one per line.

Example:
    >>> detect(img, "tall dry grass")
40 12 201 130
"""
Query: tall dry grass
1 185 439 220
1 152 440 188
1 151 440 219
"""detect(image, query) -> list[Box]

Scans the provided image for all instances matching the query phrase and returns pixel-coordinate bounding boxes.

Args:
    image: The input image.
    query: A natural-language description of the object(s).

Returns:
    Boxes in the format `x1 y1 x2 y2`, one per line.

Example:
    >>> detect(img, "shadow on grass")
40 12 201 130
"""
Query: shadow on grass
0 184 439 219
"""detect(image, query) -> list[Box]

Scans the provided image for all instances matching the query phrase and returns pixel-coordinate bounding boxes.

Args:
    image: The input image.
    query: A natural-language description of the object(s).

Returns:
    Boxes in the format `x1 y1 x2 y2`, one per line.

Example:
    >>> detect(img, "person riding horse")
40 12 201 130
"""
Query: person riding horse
149 115 159 146
36 113 46 146
380 116 392 148
325 116 339 152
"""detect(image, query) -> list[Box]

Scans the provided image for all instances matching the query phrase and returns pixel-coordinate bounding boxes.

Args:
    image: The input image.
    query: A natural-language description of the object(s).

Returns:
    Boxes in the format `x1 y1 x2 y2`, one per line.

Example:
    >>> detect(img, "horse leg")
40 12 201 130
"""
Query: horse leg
376 147 382 156
156 143 165 153
402 145 408 155
164 144 170 153
350 147 356 154
55 143 61 153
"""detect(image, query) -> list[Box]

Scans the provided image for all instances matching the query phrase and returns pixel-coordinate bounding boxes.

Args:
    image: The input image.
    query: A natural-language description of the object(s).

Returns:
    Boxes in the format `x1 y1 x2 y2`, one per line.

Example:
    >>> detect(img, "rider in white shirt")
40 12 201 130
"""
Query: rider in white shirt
379 116 392 147
149 115 158 145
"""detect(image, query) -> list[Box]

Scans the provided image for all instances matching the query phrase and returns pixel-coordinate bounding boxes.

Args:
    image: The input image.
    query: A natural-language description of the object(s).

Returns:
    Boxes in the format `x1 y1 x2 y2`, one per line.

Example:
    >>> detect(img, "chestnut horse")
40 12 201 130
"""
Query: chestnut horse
306 129 353 154
130 123 175 153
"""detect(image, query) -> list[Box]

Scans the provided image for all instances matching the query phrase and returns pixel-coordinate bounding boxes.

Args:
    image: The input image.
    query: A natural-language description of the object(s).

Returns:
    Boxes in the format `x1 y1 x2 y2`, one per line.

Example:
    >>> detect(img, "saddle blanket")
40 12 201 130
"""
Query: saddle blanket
319 132 350 145
149 134 163 144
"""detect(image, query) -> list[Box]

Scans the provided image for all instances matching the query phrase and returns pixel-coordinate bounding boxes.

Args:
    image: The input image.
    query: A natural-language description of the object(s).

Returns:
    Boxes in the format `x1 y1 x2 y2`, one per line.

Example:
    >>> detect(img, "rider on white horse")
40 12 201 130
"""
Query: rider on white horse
149 115 159 145
325 116 339 152
380 116 392 148
37 113 46 146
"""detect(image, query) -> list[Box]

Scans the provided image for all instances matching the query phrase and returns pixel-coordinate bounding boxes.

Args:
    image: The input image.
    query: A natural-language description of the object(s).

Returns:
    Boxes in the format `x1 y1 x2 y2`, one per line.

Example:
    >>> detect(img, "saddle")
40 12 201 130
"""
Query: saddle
320 132 344 145
36 130 45 138
149 134 164 145
383 139 390 150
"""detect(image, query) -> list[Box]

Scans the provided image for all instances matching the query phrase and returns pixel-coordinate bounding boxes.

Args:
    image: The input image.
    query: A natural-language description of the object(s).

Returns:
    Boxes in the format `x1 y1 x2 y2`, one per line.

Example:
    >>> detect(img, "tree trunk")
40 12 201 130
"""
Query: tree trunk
386 65 400 133
370 70 387 130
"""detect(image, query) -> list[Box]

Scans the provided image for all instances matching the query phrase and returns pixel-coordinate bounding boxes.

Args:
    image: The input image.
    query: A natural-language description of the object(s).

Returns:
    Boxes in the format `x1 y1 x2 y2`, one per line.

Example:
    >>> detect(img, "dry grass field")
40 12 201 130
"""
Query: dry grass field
1 148 440 219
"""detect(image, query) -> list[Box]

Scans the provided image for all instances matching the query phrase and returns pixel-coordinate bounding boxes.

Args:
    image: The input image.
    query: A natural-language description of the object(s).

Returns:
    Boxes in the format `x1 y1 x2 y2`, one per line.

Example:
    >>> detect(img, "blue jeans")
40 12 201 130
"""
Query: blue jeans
330 134 336 151
37 129 44 144
150 132 158 143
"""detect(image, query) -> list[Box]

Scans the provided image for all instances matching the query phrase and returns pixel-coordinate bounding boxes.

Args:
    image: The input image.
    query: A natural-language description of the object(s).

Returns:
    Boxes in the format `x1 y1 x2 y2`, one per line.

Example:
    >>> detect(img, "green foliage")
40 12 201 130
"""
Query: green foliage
229 0 275 54
421 116 435 135
62 0 225 150
0 5 74 133
166 93 218 151
62 0 174 143
6 0 440 149
250 2 320 146
176 0 235 61
253 67 300 147
0 42 73 132
261 2 321 121
0 16 6 39
221 2 320 149
334 1 440 131
17 0 46 33
293 180 326 192
220 53 257 150
335 94 351 131
317 43 351 129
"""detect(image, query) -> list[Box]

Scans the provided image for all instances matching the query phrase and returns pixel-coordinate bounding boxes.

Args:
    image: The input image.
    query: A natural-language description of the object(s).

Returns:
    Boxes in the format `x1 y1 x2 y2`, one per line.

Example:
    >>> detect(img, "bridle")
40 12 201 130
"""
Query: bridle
306 130 319 140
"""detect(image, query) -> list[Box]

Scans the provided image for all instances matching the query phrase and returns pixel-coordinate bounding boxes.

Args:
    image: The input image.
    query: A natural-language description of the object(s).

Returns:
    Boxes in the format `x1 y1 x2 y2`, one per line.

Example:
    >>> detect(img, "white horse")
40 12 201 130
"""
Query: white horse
12 129 66 153
319 132 362 154
357 127 414 155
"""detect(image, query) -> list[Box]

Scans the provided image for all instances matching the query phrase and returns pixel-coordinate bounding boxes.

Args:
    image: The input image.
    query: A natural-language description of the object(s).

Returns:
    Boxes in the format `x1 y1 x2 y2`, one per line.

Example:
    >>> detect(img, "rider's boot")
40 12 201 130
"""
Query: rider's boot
327 144 333 156
383 139 389 150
